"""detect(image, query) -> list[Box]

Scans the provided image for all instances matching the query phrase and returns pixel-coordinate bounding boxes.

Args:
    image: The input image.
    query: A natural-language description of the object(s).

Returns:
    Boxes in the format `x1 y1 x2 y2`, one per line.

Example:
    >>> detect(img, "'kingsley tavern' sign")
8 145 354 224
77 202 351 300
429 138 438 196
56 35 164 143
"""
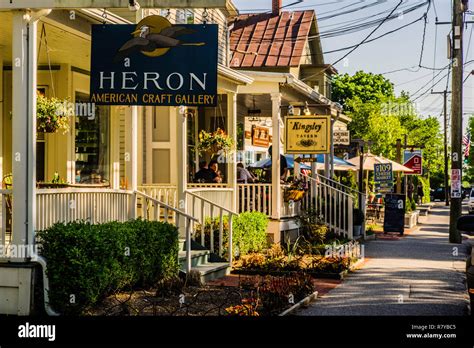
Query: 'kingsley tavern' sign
284 116 330 154
90 15 218 106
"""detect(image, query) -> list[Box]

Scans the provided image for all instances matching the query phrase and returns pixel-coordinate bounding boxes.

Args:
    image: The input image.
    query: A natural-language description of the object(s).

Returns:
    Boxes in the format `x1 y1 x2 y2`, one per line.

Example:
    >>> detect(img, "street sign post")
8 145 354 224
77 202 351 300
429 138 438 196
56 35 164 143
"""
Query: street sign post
451 169 462 198
374 163 393 193
403 149 422 175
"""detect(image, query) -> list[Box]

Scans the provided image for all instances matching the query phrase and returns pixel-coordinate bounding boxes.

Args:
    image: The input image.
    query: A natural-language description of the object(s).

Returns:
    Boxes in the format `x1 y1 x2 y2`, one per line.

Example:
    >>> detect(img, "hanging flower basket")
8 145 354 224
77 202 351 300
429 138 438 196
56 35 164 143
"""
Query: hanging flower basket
36 94 70 134
197 128 235 156
284 189 305 202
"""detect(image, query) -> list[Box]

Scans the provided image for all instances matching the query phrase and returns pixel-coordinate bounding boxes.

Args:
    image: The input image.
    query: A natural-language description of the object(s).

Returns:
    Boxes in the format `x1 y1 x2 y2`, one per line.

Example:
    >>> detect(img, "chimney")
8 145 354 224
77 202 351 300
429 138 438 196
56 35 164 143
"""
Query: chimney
272 0 282 16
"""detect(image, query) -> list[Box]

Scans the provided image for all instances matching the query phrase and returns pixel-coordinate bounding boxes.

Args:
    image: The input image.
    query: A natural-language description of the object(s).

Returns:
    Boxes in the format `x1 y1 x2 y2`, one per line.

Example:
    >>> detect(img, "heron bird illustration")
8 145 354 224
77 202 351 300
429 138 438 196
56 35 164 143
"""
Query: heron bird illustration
114 24 205 62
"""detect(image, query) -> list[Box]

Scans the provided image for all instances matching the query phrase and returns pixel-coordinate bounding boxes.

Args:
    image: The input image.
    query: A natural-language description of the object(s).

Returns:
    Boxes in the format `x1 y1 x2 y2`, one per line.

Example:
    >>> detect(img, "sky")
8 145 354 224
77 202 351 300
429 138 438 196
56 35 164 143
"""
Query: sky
233 0 474 132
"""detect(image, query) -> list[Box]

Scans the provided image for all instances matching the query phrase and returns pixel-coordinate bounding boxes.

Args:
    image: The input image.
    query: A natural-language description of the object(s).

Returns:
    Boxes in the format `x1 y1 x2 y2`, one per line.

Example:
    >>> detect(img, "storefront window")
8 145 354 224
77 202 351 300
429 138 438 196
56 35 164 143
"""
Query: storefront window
74 93 110 185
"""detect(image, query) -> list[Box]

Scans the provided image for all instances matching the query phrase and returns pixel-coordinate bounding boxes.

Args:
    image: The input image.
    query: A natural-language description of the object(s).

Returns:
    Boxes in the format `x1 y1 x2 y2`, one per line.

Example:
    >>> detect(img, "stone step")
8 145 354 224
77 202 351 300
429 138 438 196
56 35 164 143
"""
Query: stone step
178 250 210 268
192 262 230 284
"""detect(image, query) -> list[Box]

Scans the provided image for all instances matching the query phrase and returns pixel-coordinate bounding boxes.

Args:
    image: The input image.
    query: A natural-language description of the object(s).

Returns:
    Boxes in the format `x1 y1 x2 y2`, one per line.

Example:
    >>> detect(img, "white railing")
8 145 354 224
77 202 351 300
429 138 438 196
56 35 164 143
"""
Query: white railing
135 190 198 273
137 185 178 208
185 190 237 266
0 189 12 247
300 174 356 239
36 188 131 231
237 183 272 216
187 183 229 189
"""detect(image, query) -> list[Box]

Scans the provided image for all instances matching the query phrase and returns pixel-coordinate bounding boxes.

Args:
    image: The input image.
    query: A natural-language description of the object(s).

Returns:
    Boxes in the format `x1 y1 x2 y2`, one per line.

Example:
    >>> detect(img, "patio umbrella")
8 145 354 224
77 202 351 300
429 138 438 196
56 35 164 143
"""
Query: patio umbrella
249 155 311 170
346 152 414 172
249 154 354 170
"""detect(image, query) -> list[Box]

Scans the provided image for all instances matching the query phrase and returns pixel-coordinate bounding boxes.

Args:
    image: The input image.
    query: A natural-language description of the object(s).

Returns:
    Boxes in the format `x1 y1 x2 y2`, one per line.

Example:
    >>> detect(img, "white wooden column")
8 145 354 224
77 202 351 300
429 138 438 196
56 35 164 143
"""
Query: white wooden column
271 92 281 220
110 107 121 189
176 107 187 236
227 92 237 212
128 9 144 216
11 10 37 257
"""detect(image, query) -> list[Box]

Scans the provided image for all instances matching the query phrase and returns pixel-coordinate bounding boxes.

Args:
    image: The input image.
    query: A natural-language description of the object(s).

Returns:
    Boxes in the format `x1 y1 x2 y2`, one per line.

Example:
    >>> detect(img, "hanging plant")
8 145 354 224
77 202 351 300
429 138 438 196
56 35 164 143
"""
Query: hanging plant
36 94 70 134
197 128 235 155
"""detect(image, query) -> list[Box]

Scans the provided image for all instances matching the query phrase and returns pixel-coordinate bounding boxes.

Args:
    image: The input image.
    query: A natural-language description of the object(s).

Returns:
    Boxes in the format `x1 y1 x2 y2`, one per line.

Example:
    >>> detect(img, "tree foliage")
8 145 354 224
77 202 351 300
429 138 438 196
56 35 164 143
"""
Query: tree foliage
332 70 444 187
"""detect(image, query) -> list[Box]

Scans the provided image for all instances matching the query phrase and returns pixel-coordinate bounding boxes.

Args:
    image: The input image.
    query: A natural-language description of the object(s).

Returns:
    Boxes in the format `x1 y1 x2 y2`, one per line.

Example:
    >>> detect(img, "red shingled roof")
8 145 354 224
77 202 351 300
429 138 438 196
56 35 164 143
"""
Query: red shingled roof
230 11 314 68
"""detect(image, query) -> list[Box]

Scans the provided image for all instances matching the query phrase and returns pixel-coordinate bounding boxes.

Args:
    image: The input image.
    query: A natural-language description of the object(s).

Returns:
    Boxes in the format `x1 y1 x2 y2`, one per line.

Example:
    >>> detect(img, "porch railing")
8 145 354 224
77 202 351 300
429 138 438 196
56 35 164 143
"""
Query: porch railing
36 188 131 231
137 185 177 208
237 183 272 216
135 190 198 273
185 190 237 266
187 183 229 189
0 189 12 247
300 174 356 239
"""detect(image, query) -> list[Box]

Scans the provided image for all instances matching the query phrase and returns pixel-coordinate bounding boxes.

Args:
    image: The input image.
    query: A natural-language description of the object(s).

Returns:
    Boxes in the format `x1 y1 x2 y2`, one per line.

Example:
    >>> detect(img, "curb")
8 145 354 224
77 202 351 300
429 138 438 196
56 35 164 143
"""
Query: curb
278 291 318 316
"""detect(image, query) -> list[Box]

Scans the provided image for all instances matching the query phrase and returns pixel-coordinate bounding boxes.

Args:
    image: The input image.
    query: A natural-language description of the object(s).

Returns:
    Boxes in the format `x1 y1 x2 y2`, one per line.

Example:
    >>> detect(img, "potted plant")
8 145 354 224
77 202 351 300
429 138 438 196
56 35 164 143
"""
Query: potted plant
353 208 364 236
36 94 70 134
197 128 235 156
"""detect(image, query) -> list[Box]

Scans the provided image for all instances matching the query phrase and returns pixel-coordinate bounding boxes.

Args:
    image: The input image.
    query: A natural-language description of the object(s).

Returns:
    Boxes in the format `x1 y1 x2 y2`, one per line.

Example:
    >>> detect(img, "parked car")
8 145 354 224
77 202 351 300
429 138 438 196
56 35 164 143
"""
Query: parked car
456 216 474 313
430 187 469 201
464 187 472 200
431 187 448 201
469 189 474 214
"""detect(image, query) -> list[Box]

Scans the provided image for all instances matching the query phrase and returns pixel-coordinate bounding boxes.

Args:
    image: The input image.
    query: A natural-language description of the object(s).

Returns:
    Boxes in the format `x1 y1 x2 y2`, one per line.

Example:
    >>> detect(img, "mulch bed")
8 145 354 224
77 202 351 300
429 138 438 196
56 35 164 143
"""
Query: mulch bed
86 285 254 316
207 274 341 297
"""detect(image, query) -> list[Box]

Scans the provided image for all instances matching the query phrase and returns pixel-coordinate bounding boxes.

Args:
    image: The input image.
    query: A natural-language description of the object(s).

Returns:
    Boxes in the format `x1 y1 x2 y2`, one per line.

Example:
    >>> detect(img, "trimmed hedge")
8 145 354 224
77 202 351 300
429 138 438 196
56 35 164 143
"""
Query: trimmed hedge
37 219 179 315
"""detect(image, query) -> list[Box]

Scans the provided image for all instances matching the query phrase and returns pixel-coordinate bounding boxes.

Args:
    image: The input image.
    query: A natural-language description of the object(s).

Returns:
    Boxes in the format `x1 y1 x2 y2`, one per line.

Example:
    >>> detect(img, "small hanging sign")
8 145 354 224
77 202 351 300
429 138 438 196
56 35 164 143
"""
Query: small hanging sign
284 116 330 154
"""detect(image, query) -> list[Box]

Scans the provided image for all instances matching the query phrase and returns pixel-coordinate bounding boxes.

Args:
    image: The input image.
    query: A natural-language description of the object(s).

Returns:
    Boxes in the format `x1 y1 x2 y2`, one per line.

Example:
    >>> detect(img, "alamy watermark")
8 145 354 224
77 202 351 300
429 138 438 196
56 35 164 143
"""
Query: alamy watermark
381 100 419 116
0 243 40 258
324 240 365 260
56 101 96 120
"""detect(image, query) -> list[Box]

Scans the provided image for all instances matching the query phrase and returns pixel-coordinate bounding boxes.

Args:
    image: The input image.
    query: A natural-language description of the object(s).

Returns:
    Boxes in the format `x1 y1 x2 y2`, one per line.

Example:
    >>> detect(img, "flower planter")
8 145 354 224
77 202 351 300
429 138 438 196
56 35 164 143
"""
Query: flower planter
353 225 362 236
404 211 419 229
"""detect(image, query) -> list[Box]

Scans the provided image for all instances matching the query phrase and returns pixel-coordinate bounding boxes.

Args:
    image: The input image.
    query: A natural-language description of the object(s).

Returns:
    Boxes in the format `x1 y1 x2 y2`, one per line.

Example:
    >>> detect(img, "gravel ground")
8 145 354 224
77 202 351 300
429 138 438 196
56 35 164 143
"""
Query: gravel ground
297 204 471 316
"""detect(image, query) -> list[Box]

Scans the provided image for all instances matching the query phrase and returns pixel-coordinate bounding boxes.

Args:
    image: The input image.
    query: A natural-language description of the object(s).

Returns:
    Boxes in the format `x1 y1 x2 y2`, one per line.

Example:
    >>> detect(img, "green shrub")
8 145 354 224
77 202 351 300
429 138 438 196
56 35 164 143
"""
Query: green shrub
194 211 268 258
233 211 268 256
37 219 179 315
416 176 431 203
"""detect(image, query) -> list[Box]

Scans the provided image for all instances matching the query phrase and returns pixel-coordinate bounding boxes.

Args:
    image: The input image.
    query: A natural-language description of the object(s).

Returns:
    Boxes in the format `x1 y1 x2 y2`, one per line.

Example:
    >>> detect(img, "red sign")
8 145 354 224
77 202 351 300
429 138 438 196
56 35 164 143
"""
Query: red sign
403 150 422 175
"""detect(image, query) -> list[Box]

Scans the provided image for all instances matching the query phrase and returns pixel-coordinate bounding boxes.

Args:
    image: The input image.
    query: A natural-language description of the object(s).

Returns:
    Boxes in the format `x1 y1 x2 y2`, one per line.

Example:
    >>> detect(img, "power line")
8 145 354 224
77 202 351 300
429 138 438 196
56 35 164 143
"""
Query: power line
331 0 404 66
324 14 425 54
231 1 428 46
431 14 439 88
418 2 430 67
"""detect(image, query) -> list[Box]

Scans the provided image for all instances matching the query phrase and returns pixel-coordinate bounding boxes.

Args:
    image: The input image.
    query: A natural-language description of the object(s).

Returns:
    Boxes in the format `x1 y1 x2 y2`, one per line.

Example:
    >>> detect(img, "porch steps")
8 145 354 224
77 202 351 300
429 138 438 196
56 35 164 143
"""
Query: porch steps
178 239 230 283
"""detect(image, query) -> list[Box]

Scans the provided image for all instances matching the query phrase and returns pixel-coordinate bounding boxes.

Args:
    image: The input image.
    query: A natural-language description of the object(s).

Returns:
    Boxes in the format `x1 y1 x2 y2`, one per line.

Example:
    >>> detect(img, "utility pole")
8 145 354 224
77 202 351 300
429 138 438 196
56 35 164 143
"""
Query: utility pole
431 90 451 206
449 0 465 244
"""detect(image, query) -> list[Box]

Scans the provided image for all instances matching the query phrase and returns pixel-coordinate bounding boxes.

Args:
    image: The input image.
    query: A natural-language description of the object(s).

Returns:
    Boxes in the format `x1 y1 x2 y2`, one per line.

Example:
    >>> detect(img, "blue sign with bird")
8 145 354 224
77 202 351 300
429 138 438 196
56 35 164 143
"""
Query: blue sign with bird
90 15 218 106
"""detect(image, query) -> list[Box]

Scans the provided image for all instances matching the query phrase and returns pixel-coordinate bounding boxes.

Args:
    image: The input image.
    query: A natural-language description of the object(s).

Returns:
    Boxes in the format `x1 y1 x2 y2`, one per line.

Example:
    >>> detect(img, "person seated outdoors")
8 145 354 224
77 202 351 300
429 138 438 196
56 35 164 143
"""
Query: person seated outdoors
266 145 289 183
209 160 223 183
194 161 213 183
237 163 257 183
